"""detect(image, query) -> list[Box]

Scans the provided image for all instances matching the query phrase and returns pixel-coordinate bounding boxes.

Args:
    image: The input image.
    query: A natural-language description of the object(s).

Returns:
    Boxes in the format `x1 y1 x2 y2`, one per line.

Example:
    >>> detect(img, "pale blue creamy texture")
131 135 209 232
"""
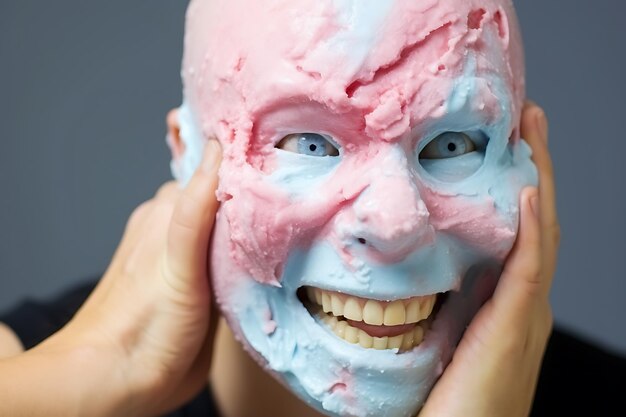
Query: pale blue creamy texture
231 255 505 416
228 135 535 417
268 149 341 198
326 1 395 75
233 277 442 417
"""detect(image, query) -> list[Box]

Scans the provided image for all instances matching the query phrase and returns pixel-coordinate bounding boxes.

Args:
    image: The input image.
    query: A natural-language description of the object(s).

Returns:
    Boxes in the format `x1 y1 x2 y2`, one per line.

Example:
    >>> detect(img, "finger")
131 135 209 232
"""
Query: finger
521 102 560 291
90 197 158 299
155 181 181 203
522 102 556 227
491 187 542 326
164 140 222 297
109 181 178 274
105 182 176 278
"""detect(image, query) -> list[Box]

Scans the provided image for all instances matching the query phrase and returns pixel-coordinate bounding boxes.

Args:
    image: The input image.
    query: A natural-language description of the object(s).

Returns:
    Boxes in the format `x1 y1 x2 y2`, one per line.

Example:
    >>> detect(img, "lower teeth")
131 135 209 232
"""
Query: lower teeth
319 313 427 351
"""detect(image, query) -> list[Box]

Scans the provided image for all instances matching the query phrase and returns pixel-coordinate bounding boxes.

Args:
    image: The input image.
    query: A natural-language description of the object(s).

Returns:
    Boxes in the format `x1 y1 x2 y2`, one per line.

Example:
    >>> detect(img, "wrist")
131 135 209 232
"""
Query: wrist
57 341 130 417
0 333 132 417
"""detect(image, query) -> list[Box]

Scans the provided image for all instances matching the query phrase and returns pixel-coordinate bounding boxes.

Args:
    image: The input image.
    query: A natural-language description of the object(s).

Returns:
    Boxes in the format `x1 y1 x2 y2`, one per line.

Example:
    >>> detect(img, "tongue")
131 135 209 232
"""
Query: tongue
346 319 416 338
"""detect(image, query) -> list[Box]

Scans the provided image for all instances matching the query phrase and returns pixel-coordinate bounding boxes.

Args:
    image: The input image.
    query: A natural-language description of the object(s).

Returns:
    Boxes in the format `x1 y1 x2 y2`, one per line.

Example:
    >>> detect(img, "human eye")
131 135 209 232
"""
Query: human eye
419 132 477 159
276 133 340 157
417 130 489 182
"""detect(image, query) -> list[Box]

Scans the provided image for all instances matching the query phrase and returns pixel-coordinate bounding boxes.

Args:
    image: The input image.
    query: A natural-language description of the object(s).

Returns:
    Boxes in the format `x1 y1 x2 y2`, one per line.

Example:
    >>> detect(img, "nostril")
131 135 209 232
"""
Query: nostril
357 238 367 245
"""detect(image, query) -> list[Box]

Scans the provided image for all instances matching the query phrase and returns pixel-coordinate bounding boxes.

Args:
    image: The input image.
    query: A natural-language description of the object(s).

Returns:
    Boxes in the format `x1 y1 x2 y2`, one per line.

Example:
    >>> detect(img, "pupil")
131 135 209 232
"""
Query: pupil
309 144 318 152
447 142 457 152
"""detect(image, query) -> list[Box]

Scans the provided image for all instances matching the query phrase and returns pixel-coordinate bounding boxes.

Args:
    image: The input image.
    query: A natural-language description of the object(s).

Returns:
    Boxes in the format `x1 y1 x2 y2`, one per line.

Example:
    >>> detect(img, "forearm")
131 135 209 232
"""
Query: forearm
0 340 126 417
0 322 24 358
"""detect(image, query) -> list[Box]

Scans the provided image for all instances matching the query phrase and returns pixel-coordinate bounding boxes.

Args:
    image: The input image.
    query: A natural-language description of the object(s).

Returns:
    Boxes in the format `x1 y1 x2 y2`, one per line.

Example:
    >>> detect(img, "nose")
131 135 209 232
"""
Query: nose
349 147 433 262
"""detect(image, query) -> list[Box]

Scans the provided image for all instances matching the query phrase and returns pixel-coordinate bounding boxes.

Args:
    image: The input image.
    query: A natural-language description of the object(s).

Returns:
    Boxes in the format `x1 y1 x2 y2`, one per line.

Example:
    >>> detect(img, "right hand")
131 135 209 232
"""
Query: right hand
35 140 222 417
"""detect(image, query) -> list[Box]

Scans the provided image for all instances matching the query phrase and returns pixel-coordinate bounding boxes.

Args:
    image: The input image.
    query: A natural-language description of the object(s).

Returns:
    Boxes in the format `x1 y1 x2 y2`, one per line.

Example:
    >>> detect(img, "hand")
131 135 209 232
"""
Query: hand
419 102 559 417
38 140 222 416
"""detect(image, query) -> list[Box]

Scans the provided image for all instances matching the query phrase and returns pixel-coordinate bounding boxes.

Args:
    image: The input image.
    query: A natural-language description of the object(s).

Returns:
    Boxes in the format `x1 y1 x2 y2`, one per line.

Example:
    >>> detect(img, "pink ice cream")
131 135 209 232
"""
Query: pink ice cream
170 1 536 416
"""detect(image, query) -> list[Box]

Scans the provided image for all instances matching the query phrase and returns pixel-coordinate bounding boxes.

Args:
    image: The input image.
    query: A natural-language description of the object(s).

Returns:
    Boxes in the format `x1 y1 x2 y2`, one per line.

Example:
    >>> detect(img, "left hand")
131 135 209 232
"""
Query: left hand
419 101 560 417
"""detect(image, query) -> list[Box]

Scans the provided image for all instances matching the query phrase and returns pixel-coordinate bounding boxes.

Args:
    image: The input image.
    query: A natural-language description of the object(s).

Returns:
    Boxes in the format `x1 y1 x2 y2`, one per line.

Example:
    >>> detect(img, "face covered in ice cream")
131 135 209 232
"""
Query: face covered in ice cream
169 0 536 416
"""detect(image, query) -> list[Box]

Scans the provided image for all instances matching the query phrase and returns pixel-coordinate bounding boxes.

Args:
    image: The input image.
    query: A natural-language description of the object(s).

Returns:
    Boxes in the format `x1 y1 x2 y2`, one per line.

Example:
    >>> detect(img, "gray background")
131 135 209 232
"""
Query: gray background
1 1 625 354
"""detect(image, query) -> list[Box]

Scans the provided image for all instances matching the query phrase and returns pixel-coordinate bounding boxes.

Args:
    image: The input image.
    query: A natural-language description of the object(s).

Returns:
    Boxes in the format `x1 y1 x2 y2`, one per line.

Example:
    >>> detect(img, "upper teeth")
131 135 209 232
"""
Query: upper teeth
306 287 437 326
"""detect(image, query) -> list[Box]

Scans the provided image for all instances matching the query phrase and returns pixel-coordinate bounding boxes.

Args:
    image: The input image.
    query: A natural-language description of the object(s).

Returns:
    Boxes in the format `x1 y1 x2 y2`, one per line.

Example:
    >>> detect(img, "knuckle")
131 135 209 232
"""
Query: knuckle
126 201 152 230
523 276 543 298
172 191 204 232
160 261 198 309
155 181 179 201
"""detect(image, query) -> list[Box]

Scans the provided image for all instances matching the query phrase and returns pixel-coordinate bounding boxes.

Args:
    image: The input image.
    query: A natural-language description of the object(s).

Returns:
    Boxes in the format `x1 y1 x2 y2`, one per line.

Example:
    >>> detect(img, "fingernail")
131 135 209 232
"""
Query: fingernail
530 193 540 218
535 109 548 143
202 139 222 173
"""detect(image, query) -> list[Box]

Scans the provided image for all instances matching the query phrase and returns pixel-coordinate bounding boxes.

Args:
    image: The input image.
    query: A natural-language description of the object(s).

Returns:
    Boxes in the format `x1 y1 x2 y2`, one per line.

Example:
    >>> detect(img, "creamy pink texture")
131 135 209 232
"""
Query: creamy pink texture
182 0 523 286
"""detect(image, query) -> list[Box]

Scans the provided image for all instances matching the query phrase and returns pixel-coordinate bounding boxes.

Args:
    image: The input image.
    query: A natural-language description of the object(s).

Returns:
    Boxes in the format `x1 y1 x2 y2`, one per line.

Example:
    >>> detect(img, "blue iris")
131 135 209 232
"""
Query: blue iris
420 132 477 159
434 132 470 157
297 133 335 157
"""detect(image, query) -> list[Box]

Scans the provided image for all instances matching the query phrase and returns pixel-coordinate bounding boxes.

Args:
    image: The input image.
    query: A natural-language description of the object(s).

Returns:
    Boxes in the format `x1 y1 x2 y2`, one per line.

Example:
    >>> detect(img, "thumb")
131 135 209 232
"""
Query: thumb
164 140 222 295
491 186 542 328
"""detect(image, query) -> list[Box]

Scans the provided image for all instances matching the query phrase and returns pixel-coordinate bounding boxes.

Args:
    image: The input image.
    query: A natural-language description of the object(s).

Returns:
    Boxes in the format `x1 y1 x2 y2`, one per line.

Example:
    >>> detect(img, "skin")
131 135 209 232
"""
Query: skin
0 102 557 417
0 323 23 358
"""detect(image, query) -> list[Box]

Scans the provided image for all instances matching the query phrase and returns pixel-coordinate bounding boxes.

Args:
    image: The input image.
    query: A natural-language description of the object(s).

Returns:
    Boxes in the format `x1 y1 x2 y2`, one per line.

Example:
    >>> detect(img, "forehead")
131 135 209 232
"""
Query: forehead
183 0 522 140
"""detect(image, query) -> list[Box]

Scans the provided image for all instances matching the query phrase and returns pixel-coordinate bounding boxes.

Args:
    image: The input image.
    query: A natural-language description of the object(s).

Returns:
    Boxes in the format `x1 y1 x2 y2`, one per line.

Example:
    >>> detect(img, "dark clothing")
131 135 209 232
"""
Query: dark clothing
531 325 626 416
1 280 625 417
1 281 97 351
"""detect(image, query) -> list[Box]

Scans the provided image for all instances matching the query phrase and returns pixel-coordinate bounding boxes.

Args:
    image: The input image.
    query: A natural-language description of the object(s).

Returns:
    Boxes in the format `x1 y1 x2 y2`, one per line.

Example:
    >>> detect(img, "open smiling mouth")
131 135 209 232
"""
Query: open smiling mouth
299 287 446 352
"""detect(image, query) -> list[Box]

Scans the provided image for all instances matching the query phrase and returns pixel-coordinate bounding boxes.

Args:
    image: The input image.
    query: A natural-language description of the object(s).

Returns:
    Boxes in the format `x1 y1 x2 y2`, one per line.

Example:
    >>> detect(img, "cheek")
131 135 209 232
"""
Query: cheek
422 190 518 260
221 178 294 286
220 162 362 286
